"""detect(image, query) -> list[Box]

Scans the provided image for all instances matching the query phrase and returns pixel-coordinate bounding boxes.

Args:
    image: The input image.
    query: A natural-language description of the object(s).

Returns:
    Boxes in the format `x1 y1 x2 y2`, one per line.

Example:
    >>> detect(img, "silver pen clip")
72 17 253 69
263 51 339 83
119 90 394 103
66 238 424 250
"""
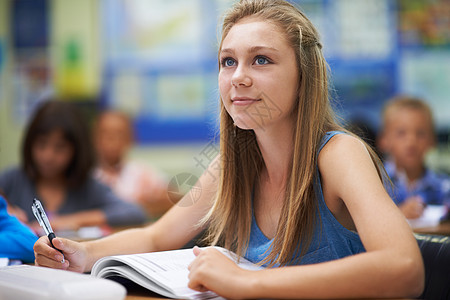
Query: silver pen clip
32 198 54 236
31 198 65 263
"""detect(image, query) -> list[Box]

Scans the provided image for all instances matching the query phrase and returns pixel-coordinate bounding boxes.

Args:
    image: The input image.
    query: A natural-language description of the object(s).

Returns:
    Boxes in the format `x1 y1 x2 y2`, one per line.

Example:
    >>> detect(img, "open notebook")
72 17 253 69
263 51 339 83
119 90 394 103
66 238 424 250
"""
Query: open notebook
91 246 263 299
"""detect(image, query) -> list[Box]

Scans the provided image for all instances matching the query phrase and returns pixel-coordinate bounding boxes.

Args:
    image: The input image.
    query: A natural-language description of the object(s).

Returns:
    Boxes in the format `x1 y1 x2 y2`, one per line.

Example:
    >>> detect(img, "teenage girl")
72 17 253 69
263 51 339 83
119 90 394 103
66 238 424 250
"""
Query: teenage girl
34 1 423 298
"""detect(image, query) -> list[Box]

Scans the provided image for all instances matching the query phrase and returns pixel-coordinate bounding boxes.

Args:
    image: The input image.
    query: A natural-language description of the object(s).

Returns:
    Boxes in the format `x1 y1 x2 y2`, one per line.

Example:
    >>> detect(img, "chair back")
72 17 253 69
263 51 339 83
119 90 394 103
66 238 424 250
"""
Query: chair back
415 234 450 299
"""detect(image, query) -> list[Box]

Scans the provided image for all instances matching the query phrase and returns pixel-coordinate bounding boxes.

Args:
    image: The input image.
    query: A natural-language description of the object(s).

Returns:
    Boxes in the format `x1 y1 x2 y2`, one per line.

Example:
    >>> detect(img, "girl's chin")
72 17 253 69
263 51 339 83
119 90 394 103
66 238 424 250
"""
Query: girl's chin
37 169 63 179
232 118 264 131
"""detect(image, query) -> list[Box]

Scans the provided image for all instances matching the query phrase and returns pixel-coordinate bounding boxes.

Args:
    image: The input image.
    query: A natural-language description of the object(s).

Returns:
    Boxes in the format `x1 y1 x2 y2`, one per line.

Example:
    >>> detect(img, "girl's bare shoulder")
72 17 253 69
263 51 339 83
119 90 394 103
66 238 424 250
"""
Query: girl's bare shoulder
318 133 367 166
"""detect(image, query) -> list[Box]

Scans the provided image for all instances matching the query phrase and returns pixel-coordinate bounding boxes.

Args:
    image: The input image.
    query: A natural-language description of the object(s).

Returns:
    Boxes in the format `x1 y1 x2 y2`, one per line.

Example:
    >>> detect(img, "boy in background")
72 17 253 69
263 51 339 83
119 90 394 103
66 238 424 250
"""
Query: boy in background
94 111 172 218
379 96 450 219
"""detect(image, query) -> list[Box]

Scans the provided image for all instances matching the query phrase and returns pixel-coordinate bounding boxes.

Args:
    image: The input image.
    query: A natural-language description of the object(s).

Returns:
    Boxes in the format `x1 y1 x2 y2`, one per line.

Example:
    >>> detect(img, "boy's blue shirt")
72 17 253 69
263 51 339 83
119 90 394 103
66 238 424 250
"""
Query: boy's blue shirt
0 195 38 263
385 161 450 207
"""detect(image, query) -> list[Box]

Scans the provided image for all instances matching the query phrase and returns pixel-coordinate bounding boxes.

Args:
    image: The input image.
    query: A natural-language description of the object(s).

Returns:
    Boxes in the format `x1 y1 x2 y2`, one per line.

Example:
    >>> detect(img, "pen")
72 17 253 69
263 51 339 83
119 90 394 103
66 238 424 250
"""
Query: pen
31 198 65 263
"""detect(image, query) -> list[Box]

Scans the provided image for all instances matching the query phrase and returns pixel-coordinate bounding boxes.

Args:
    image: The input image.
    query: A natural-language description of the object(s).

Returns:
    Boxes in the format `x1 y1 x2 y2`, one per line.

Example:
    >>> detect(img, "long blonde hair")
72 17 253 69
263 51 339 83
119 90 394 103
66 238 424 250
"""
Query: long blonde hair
202 0 385 266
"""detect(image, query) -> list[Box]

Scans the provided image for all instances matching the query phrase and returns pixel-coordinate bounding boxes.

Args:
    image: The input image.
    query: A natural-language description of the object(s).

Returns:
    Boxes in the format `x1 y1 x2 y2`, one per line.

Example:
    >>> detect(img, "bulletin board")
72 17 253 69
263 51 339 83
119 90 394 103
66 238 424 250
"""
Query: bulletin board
396 0 450 132
100 0 450 144
298 0 450 134
99 0 229 143
297 0 399 131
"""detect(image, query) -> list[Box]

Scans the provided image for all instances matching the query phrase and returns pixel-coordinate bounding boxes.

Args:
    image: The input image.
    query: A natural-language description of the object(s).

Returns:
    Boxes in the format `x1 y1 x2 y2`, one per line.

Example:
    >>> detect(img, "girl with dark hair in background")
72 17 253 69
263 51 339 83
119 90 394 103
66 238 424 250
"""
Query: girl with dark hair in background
0 100 146 231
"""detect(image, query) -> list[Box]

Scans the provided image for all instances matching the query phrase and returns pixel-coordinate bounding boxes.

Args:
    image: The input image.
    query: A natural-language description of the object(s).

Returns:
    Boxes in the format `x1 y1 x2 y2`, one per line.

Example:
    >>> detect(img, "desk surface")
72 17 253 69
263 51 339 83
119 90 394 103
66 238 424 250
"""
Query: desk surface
121 279 415 300
124 293 414 300
124 295 413 300
125 296 413 300
414 221 450 236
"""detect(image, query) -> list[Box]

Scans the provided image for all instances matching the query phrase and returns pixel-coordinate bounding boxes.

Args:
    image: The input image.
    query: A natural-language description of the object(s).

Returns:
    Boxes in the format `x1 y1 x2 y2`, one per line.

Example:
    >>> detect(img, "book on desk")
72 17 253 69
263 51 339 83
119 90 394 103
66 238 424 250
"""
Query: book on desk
91 246 263 300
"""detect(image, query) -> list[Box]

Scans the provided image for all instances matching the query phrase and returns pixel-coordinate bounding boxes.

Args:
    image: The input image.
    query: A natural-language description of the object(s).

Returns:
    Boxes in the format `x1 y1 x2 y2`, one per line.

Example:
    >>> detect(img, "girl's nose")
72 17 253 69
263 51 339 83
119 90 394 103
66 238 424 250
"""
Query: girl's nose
231 65 252 87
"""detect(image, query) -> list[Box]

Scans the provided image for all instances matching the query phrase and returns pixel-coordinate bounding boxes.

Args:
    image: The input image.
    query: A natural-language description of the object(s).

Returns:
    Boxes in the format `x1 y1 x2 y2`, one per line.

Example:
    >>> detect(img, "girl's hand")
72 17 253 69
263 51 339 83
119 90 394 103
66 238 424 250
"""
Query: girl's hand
34 236 88 273
187 246 254 299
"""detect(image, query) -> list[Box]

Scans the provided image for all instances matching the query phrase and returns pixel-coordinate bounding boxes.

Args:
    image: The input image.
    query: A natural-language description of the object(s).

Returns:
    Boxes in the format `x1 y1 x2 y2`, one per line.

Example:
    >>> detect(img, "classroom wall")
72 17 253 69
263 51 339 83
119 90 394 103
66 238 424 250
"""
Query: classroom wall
0 0 24 172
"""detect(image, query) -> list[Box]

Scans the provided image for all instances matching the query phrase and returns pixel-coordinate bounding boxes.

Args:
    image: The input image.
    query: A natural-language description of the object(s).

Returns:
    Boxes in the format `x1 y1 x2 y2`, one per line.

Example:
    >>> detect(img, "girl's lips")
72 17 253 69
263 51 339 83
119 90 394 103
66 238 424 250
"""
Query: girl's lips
231 97 261 106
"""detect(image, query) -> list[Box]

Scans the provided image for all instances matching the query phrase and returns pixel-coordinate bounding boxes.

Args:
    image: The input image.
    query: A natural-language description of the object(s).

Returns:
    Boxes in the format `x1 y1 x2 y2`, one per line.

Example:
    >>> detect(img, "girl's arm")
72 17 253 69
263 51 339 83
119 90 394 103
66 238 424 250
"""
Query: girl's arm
34 161 220 273
188 135 424 299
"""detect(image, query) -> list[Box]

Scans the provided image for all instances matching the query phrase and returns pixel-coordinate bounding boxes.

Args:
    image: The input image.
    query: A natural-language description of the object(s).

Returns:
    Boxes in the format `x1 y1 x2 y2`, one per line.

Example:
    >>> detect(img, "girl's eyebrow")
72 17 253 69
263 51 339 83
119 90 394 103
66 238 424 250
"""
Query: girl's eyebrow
248 46 278 53
220 45 279 55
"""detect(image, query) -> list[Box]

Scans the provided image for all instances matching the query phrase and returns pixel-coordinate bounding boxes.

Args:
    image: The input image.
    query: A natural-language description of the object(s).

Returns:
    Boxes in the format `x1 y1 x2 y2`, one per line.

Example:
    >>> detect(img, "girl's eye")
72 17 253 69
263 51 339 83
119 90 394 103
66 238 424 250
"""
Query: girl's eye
221 57 236 67
255 56 270 65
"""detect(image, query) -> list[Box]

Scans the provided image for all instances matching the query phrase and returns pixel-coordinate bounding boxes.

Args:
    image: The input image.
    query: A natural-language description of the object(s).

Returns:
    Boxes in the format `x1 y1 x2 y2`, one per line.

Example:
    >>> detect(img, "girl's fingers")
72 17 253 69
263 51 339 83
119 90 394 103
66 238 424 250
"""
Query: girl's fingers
187 258 197 271
187 276 209 292
35 253 68 269
188 248 203 270
33 238 61 259
193 246 202 256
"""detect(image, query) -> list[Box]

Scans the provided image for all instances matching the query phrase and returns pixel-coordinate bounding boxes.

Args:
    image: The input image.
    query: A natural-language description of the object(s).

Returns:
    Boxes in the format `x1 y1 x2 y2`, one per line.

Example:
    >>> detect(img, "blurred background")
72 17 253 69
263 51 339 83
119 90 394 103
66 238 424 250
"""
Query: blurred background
0 0 449 180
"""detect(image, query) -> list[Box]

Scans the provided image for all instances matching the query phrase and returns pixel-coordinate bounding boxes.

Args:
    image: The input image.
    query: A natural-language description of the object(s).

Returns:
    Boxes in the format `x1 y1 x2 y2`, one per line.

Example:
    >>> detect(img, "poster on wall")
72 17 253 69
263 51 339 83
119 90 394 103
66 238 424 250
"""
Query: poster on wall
314 0 398 131
398 0 450 49
101 0 220 143
398 0 450 130
400 52 450 130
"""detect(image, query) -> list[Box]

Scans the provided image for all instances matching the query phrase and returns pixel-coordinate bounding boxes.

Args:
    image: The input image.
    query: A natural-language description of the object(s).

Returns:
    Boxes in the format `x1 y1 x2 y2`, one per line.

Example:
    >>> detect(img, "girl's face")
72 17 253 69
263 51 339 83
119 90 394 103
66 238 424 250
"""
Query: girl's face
95 114 132 165
219 18 299 131
32 130 75 180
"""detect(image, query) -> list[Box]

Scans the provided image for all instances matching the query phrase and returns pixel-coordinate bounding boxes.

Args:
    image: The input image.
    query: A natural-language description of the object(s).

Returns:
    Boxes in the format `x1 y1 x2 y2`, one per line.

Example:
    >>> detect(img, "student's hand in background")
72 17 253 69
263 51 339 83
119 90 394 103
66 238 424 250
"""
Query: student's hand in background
47 215 81 231
399 196 425 219
45 210 106 231
6 204 28 223
30 215 82 232
34 236 88 273
187 246 254 299
138 175 173 217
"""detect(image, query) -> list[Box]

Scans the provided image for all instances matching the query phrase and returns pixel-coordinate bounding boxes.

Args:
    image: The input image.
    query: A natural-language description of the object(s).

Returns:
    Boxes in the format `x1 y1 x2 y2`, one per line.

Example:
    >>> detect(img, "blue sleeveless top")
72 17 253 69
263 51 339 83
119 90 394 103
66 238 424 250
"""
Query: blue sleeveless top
244 131 366 266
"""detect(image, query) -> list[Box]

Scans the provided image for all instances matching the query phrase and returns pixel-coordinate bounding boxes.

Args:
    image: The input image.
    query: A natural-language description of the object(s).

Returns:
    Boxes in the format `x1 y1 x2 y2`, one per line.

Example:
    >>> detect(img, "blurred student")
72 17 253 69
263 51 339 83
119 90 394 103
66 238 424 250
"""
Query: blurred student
0 195 37 263
94 111 172 217
379 96 450 219
0 100 147 231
